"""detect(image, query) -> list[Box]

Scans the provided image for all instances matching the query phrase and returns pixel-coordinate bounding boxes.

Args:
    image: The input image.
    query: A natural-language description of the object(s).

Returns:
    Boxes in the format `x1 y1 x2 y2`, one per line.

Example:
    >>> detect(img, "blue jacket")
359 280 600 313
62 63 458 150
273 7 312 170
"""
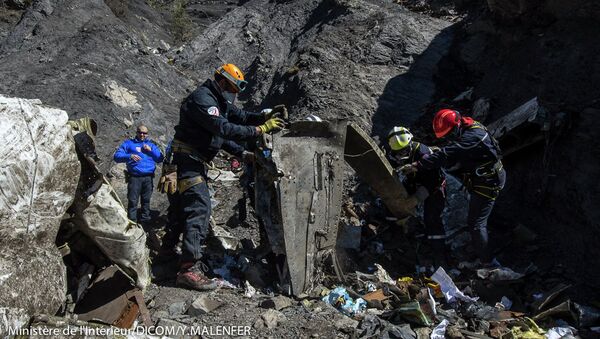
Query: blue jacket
114 138 164 176
174 79 264 162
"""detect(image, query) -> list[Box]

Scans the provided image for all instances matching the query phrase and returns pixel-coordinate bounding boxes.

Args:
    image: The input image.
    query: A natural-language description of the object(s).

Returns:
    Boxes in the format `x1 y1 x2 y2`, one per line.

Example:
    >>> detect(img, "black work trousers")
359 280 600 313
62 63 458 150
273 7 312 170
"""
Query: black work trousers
162 192 184 250
174 155 211 264
127 175 154 225
423 188 446 240
467 168 506 262
423 188 447 265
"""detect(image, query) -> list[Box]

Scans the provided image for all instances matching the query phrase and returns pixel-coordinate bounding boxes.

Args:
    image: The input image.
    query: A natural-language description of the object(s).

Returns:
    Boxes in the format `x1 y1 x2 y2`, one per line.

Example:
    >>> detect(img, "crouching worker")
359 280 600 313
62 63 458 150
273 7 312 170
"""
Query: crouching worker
114 125 163 227
157 63 287 291
387 126 448 267
400 109 505 265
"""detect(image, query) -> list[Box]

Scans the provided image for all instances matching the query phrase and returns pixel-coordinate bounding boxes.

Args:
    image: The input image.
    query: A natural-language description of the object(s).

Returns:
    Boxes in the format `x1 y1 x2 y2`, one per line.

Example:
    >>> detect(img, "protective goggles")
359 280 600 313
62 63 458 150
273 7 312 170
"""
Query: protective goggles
218 68 248 93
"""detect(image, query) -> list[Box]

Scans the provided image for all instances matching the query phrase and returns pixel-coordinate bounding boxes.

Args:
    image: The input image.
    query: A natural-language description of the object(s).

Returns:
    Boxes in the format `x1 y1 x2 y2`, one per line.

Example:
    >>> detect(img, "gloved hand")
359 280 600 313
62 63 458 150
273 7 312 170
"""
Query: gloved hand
157 164 177 194
262 104 288 121
399 163 418 175
258 117 286 134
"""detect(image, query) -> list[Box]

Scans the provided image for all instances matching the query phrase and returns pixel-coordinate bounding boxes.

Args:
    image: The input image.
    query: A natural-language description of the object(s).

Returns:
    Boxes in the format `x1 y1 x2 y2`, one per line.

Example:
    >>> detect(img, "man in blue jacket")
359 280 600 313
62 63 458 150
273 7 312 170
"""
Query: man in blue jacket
114 125 164 226
157 63 286 291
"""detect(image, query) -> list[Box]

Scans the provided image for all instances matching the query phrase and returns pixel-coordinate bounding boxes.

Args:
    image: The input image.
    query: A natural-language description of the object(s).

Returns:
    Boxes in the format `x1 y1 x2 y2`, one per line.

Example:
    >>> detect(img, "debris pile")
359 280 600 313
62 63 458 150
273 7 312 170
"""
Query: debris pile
314 263 598 338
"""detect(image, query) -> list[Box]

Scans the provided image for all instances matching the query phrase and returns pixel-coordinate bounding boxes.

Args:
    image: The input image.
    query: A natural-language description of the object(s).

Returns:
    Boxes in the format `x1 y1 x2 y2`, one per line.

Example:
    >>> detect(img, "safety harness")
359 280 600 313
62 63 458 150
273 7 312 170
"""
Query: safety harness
461 123 504 200
169 139 214 193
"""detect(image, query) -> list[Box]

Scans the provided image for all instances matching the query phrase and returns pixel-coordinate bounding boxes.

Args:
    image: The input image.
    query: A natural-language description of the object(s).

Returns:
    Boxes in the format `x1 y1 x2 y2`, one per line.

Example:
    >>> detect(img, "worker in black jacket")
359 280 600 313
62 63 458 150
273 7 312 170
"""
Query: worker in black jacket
157 63 287 290
401 109 505 264
387 126 447 266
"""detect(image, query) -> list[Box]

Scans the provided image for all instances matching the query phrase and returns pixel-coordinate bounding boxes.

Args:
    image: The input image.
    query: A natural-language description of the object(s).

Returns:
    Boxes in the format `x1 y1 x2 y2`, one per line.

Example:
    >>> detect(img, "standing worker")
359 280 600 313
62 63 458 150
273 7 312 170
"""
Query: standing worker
157 63 287 291
387 126 447 267
114 125 164 227
400 109 505 265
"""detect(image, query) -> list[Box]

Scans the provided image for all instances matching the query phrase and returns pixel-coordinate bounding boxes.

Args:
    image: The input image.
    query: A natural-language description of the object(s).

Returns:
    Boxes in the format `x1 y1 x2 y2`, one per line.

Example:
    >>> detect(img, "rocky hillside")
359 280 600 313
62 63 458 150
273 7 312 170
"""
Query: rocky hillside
176 0 453 136
1 0 600 335
0 0 190 162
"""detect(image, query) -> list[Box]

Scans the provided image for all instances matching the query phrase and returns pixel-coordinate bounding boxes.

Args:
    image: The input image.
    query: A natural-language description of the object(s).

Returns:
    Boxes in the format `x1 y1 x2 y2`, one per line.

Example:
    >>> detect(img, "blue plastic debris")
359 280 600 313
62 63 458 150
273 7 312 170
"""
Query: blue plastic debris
322 287 367 317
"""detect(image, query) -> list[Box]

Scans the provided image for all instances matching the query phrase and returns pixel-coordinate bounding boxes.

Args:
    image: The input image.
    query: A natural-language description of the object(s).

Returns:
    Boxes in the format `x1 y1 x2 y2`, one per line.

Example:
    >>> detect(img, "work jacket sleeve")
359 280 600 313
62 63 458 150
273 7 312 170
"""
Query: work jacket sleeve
417 132 480 170
417 147 451 170
188 94 259 140
113 140 131 163
227 104 264 126
221 139 245 157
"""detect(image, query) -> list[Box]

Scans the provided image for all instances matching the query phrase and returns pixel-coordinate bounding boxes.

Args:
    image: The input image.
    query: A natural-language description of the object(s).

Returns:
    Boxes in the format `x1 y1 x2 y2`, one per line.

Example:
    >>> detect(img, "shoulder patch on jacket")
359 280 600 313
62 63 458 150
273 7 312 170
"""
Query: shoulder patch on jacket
207 106 220 116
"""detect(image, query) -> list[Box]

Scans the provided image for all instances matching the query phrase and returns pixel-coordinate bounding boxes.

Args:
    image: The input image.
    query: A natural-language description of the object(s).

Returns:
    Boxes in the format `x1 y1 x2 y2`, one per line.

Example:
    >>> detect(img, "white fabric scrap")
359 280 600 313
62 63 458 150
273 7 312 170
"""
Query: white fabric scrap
545 326 577 339
431 267 478 303
374 263 395 285
430 319 449 339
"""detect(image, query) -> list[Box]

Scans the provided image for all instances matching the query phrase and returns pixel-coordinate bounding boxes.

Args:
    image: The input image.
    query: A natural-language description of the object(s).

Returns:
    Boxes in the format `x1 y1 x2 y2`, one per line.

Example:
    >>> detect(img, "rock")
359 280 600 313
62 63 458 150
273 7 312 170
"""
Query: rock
472 97 491 122
446 325 465 339
153 310 168 319
0 307 30 338
0 96 80 315
252 317 265 329
414 327 432 339
158 39 171 52
260 309 286 329
188 296 223 316
259 296 293 310
168 301 187 316
5 0 28 9
333 315 359 333
103 80 142 110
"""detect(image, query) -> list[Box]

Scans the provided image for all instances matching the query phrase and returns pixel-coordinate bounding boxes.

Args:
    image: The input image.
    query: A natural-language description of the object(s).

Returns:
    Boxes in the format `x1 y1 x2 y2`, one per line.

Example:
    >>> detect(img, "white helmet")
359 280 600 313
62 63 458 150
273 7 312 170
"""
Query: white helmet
387 126 413 151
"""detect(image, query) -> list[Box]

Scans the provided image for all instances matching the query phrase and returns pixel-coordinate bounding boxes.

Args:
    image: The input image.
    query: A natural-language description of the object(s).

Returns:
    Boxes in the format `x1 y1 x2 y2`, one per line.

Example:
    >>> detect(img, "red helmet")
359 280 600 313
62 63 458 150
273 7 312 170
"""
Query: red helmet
433 109 461 138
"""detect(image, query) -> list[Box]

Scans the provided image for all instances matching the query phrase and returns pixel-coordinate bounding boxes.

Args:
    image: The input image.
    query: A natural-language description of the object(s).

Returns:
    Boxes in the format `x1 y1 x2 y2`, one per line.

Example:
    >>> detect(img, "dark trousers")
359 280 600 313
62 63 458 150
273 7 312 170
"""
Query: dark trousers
162 192 184 250
175 161 211 264
423 188 446 239
467 168 506 262
127 175 153 224
423 188 447 264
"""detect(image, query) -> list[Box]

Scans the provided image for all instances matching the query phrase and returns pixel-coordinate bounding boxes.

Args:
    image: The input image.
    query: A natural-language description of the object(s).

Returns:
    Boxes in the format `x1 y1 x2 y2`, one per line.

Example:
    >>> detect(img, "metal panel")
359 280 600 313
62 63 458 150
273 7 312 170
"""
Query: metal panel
344 122 414 218
254 120 346 295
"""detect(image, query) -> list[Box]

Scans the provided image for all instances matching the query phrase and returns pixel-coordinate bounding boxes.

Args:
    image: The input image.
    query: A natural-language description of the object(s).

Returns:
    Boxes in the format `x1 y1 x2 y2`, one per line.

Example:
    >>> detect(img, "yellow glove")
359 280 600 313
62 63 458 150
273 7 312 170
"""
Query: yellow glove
157 164 177 194
258 117 286 134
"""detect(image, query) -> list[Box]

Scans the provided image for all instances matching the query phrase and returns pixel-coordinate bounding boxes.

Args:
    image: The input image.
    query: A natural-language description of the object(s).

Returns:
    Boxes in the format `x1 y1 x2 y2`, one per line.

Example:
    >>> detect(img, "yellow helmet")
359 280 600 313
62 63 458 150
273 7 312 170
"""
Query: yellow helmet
387 126 413 151
215 63 247 93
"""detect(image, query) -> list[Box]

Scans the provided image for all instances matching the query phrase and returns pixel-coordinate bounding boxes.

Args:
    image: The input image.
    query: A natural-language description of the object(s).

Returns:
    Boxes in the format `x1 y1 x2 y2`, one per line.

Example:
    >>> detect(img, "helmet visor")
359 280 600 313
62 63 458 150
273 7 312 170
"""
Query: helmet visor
220 68 248 93
387 128 412 151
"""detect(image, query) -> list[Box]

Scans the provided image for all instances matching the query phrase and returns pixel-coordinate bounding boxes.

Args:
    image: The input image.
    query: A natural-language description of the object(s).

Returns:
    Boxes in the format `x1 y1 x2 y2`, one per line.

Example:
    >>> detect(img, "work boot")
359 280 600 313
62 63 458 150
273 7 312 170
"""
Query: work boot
176 261 220 291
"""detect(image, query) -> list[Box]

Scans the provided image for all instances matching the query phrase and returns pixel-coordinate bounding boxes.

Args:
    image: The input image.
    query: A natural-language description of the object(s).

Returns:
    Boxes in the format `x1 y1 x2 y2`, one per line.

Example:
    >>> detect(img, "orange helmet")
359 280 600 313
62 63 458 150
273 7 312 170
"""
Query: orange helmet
433 109 461 138
215 63 247 93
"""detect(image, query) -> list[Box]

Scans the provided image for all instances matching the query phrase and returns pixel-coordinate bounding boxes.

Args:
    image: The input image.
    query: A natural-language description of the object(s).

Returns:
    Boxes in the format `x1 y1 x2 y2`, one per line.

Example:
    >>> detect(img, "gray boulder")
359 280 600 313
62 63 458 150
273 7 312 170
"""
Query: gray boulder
0 96 80 315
